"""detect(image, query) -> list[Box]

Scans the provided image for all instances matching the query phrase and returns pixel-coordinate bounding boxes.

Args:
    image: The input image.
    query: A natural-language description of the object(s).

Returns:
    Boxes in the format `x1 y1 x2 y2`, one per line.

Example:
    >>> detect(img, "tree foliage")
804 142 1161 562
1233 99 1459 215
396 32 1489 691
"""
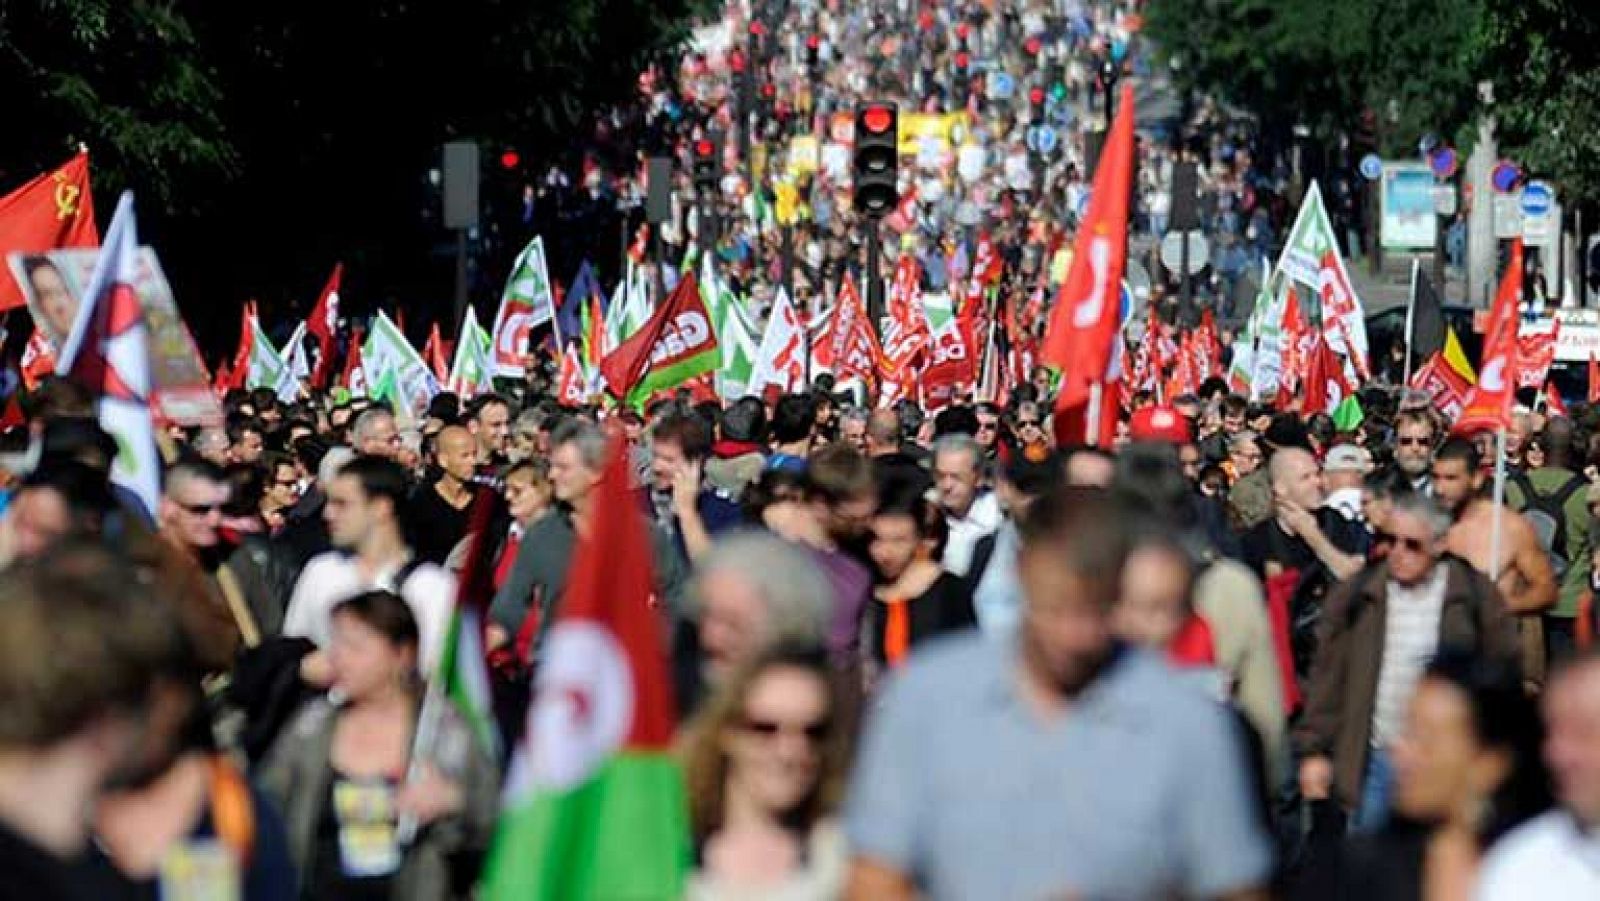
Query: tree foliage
1144 0 1481 156
0 0 710 348
1474 0 1600 205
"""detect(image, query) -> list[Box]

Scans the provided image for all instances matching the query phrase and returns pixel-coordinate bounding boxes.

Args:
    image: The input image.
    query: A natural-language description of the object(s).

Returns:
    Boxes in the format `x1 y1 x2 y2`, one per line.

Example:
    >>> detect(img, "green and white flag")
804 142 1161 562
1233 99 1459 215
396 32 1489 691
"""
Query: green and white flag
245 315 287 393
448 306 494 398
363 311 438 421
490 236 555 377
1274 180 1369 376
275 321 310 403
701 255 759 398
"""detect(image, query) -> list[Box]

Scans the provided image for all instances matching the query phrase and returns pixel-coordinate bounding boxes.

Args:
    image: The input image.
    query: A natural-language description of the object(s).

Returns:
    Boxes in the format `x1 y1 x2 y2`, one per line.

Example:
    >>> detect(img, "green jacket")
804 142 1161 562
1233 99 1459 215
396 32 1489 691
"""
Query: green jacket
1505 466 1592 617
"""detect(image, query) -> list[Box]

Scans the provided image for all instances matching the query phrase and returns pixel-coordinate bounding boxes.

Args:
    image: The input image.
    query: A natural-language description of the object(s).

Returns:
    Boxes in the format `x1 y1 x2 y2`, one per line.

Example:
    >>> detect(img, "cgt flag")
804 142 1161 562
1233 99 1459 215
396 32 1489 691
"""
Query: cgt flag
0 151 99 311
1042 82 1134 444
1455 239 1523 435
306 263 342 389
599 272 717 405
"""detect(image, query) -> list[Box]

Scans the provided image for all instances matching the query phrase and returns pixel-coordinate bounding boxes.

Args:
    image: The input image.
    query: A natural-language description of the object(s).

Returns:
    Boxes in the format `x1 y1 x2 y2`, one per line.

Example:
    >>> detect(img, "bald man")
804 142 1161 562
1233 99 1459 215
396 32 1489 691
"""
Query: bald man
404 425 481 565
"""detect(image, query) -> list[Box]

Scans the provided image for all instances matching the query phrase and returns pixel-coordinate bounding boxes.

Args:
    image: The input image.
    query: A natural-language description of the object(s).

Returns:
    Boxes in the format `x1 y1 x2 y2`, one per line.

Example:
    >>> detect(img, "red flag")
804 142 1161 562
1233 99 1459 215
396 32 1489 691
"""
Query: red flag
0 396 23 430
340 325 367 395
1041 83 1135 411
306 263 342 389
20 328 56 391
424 323 450 382
1052 378 1120 449
599 273 717 403
1545 382 1568 419
227 302 255 391
1516 319 1558 389
556 344 587 405
1411 353 1470 422
1300 333 1353 416
816 273 882 389
1589 353 1600 404
0 152 99 311
1456 239 1523 434
211 360 232 397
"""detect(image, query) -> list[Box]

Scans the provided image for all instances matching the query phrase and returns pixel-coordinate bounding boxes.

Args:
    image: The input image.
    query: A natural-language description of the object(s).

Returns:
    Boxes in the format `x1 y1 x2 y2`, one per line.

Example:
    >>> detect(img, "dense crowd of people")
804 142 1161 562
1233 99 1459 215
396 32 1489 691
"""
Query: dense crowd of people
4 370 1600 898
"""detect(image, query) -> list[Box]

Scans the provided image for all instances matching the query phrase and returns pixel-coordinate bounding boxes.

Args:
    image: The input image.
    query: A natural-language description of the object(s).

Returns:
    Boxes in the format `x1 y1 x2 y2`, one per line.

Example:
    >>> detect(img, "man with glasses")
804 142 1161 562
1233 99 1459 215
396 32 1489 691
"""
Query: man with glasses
1296 492 1519 832
349 407 401 460
1392 409 1437 495
1011 400 1047 451
973 403 1003 460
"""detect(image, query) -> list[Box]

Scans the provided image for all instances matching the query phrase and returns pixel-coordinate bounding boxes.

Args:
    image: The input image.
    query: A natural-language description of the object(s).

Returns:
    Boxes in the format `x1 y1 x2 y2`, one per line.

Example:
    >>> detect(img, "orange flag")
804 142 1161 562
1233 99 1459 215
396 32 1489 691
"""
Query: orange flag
0 152 99 311
1588 353 1599 405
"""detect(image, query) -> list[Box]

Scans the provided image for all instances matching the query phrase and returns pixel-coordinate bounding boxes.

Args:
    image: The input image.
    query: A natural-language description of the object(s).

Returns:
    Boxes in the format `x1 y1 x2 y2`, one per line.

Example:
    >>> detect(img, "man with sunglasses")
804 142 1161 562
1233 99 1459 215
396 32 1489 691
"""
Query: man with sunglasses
1392 409 1437 495
1295 492 1519 833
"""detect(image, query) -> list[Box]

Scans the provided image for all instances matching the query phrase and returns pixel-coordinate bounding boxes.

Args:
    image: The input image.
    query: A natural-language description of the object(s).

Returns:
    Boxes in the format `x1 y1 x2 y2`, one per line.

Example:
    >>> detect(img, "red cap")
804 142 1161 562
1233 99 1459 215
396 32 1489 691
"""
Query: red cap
1129 405 1193 445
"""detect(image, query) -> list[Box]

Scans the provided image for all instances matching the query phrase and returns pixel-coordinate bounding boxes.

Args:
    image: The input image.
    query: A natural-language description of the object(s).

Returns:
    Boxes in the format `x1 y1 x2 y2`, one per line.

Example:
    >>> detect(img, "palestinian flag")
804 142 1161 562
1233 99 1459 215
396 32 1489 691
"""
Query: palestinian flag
480 431 688 900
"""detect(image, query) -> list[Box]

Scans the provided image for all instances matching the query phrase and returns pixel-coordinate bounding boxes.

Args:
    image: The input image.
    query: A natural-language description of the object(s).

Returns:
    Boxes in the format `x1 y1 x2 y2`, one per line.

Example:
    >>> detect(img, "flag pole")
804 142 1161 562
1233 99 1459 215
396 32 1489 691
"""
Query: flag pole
1086 380 1103 446
1490 426 1507 583
1404 258 1419 386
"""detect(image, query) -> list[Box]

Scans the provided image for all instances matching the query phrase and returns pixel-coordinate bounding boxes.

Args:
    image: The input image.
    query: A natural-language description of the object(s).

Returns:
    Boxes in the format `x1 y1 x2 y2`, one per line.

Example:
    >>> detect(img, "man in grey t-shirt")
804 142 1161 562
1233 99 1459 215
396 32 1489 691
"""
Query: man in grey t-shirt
845 487 1273 900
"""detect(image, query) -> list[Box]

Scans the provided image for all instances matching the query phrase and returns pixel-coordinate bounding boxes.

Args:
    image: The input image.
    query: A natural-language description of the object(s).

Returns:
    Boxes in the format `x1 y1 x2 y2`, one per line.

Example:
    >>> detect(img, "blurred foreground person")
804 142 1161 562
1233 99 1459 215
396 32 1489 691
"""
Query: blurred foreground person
680 643 851 900
0 546 190 900
845 487 1272 898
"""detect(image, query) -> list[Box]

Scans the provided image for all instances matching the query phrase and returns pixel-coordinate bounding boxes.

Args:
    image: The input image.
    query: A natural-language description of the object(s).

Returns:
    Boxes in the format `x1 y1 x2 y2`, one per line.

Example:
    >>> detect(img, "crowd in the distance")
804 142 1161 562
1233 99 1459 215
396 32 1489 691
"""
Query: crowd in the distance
1 368 1599 899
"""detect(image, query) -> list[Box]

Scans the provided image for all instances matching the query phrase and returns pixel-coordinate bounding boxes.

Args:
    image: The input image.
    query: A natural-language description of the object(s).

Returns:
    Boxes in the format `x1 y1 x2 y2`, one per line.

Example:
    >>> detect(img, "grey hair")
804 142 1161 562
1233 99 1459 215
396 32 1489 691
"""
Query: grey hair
839 406 869 429
932 433 983 470
512 408 544 439
1228 430 1260 453
351 407 395 444
1389 491 1452 541
690 530 832 646
318 446 355 485
550 418 607 470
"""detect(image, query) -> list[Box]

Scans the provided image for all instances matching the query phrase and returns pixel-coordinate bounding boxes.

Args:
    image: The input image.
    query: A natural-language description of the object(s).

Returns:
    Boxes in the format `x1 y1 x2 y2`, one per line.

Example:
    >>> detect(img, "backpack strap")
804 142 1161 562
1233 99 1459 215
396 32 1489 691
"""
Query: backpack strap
1548 472 1587 510
208 755 255 868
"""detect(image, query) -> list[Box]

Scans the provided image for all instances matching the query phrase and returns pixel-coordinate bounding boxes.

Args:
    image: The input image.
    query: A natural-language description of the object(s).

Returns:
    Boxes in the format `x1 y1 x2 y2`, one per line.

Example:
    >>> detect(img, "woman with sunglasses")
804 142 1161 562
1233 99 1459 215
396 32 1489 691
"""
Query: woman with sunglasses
680 642 851 901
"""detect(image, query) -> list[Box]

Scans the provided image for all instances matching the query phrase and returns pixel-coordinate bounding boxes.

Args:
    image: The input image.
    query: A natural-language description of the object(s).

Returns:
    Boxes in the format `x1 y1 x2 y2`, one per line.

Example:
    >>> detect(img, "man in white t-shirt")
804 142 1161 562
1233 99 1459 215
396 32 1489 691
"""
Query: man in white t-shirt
1477 652 1600 900
283 455 454 671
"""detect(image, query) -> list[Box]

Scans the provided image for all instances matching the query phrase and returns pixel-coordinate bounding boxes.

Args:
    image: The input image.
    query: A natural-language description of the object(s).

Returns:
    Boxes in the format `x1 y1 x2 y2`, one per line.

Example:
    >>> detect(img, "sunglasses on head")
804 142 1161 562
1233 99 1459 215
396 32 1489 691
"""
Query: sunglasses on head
740 716 830 742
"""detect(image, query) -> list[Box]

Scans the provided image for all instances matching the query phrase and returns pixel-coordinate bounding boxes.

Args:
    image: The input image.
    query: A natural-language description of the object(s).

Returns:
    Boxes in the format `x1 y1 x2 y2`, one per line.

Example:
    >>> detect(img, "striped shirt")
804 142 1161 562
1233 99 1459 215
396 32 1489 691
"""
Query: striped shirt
1371 565 1447 748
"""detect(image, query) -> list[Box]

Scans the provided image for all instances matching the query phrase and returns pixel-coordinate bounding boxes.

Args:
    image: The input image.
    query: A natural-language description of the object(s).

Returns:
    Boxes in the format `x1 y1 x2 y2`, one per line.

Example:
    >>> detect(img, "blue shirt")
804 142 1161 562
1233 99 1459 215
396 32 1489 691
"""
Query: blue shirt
846 635 1273 899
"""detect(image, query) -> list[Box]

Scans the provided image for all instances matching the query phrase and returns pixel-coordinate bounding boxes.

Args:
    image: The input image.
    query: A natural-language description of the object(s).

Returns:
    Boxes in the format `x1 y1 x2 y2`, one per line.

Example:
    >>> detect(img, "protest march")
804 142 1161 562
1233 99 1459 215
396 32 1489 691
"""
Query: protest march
2 0 1600 899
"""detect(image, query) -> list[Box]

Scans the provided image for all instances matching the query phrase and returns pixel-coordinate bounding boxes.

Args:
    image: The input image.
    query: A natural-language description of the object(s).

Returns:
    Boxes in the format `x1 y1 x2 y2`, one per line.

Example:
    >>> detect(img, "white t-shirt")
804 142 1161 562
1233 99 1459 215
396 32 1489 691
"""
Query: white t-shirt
1477 810 1600 900
942 492 1003 578
1371 566 1446 748
282 552 456 670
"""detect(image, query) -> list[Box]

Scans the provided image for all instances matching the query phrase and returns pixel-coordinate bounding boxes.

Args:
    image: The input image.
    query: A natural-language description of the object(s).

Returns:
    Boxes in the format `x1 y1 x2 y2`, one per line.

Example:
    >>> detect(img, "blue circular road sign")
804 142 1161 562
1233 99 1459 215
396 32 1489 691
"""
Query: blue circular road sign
1521 180 1554 218
1358 154 1382 181
1491 160 1522 193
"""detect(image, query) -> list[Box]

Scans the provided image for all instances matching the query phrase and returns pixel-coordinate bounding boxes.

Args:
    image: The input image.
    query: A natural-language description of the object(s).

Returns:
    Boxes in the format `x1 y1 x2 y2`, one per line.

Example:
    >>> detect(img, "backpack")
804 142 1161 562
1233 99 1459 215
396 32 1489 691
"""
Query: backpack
1509 472 1586 578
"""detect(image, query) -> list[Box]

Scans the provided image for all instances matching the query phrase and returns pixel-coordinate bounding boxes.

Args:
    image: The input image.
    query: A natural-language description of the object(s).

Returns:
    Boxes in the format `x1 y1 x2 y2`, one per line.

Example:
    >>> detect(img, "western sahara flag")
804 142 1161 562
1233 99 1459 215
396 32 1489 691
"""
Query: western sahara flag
481 430 688 900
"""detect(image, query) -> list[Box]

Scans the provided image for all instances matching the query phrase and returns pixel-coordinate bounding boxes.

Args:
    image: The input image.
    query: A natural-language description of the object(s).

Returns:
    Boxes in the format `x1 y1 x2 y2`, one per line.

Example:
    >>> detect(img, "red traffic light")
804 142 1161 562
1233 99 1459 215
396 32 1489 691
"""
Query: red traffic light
1024 37 1041 56
954 51 970 70
956 23 970 40
806 34 820 51
761 82 776 98
729 50 746 73
748 20 765 37
694 139 714 158
499 150 520 170
1028 87 1045 106
861 105 894 135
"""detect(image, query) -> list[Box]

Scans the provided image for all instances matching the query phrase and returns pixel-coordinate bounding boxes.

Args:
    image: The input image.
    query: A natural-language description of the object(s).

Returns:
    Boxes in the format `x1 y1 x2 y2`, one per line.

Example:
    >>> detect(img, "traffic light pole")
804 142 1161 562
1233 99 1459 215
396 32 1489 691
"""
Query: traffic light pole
866 219 884 339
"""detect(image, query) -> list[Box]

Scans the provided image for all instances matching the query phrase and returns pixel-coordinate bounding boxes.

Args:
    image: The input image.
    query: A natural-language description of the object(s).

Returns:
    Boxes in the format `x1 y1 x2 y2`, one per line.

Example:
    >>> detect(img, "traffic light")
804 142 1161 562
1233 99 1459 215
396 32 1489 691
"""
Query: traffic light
806 34 820 71
692 137 721 193
1028 86 1045 124
853 102 899 217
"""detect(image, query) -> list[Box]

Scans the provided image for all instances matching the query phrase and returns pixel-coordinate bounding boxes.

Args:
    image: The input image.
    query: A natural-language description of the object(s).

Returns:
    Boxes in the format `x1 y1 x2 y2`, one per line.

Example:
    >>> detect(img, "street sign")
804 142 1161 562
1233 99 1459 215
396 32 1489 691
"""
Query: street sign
1521 180 1554 218
1358 154 1383 181
990 71 1015 100
1492 193 1523 239
1026 125 1058 155
1491 160 1521 193
1159 230 1209 275
1427 146 1458 180
1432 185 1457 217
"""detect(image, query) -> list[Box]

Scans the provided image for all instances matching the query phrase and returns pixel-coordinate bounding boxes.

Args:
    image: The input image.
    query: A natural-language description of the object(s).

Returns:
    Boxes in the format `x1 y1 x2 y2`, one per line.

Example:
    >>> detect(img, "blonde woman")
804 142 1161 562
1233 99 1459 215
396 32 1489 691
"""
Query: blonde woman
679 643 851 901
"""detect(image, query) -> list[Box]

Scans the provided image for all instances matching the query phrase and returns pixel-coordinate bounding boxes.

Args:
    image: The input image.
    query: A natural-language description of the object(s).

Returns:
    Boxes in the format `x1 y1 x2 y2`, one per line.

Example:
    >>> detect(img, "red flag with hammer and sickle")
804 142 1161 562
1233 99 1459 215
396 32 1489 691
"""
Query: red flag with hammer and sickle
0 152 99 311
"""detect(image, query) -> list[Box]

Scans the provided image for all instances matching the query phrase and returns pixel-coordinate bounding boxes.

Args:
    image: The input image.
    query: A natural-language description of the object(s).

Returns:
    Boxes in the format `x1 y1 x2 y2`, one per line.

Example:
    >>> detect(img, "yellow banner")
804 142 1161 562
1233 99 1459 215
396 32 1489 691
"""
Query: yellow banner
897 112 970 156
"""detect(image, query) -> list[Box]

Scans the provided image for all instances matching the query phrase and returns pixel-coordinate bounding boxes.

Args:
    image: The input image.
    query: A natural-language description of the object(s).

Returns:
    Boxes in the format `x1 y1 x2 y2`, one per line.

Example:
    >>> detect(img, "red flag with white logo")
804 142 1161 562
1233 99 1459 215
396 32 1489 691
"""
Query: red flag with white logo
306 263 342 389
1455 239 1523 434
